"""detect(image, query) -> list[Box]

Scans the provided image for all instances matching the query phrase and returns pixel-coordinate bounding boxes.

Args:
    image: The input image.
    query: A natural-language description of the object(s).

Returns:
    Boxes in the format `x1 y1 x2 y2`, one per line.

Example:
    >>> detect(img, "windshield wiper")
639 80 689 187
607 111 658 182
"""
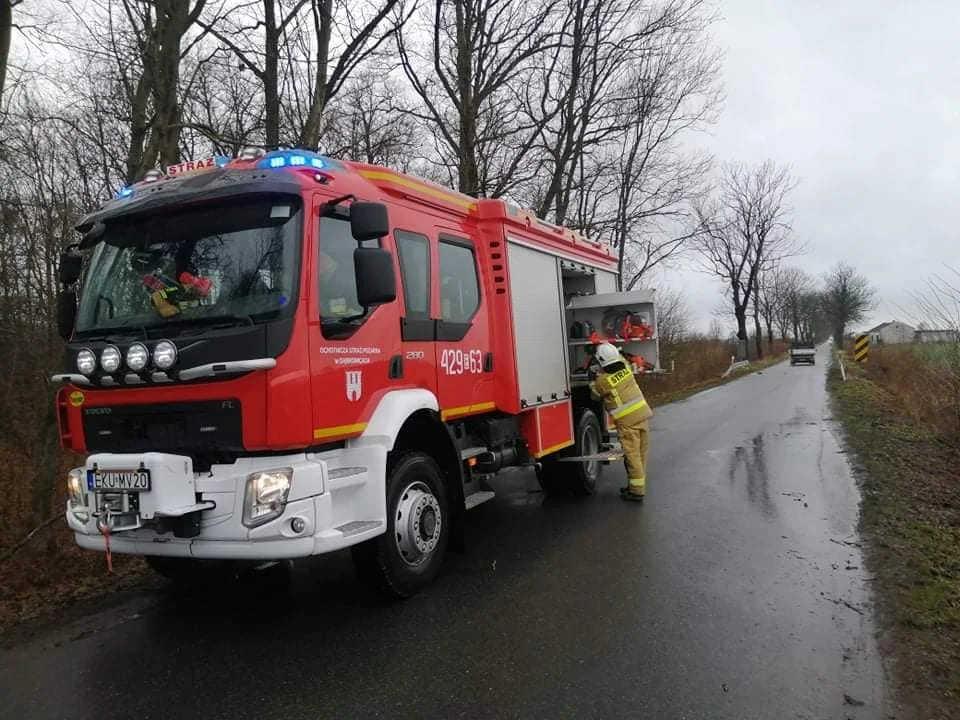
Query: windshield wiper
160 313 257 332
80 313 256 339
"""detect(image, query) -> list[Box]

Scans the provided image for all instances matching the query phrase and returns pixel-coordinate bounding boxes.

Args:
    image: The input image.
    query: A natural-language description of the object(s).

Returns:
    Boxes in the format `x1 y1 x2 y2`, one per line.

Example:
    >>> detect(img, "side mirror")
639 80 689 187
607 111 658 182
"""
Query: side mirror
78 221 105 250
59 251 83 285
354 247 396 307
350 202 389 242
57 290 77 341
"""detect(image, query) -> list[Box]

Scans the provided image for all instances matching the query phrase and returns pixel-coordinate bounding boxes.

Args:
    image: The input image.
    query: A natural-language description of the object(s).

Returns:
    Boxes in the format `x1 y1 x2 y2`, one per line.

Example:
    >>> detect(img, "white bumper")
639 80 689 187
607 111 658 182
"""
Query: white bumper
66 447 388 560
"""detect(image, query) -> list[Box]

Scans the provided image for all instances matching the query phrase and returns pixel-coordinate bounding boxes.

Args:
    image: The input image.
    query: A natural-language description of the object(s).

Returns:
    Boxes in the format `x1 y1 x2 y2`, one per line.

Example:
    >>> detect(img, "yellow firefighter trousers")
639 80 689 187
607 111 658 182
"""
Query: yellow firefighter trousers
619 420 649 496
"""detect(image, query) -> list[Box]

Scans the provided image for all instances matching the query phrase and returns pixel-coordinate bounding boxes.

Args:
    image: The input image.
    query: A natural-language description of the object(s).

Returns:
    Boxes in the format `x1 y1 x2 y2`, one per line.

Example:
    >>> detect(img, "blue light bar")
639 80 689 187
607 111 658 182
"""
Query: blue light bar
115 185 136 200
257 150 331 171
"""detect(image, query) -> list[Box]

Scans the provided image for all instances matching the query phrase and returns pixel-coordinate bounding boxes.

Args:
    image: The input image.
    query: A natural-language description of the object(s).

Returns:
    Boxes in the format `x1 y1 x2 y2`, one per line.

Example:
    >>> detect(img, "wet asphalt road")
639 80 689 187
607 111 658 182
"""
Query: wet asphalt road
0 344 889 720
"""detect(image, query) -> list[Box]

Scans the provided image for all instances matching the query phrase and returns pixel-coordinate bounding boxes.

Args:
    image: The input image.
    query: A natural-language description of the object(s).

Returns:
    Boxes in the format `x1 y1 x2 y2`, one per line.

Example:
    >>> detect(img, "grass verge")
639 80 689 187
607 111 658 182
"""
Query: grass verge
829 359 960 719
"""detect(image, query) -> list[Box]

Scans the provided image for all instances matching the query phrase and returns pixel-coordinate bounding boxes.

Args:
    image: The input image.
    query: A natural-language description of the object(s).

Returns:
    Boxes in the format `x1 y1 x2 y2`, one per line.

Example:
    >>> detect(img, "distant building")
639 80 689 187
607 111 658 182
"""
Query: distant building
915 328 959 343
866 321 916 345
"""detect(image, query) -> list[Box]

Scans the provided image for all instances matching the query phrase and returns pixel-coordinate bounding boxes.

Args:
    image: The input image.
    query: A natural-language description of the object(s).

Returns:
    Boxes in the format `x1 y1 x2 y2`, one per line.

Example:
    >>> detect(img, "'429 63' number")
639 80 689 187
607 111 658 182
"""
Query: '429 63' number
440 349 483 375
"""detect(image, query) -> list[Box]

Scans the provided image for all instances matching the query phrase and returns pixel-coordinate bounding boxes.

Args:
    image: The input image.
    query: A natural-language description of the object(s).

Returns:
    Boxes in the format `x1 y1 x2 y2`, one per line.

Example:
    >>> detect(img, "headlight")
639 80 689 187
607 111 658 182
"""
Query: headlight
67 469 86 506
101 345 121 373
76 349 96 375
126 343 149 371
153 340 177 370
242 468 293 528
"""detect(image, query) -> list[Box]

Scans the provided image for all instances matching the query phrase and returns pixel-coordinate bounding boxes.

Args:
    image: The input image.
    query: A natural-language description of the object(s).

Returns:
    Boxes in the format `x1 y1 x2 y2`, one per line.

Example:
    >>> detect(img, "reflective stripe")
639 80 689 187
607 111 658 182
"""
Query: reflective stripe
628 477 646 488
610 396 650 420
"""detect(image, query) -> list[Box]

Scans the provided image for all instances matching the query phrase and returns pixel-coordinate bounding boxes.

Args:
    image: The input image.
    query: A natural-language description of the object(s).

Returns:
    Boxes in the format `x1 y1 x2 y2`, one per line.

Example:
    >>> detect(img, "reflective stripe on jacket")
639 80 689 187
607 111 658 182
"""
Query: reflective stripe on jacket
590 364 653 427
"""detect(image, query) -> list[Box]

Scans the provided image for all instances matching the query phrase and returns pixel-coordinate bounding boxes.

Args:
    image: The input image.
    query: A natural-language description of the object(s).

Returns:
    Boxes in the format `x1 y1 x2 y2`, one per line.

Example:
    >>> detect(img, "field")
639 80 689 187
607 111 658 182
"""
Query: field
641 338 789 405
830 344 960 719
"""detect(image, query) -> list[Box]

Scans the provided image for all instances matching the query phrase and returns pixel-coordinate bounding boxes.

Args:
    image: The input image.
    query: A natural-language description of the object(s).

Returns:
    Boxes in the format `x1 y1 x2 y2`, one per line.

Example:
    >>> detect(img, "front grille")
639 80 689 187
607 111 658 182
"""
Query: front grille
82 400 243 454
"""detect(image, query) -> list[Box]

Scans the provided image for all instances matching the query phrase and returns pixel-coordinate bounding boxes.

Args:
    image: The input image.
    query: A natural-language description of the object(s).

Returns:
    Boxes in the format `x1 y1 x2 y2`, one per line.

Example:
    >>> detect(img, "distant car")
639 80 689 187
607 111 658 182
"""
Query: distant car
790 341 816 366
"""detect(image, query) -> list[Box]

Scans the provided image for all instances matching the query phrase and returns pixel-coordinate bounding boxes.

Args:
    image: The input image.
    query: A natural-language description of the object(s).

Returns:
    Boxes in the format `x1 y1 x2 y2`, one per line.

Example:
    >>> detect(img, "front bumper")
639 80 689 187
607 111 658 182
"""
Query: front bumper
66 448 387 560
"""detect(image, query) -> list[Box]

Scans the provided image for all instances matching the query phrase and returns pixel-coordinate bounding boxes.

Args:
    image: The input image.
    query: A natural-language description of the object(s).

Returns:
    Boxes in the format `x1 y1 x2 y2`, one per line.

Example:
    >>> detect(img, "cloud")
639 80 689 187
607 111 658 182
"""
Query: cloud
662 0 960 333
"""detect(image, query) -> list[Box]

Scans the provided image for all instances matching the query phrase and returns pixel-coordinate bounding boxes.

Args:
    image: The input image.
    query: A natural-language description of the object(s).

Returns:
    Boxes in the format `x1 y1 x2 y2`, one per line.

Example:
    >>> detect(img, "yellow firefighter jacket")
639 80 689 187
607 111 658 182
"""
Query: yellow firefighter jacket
589 362 653 428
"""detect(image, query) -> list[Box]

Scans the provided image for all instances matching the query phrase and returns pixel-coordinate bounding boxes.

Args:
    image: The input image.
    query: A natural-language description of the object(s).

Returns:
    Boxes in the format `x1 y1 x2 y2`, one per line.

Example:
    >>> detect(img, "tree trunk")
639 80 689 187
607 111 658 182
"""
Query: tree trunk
753 313 763 359
264 0 281 148
0 0 11 104
455 0 478 196
126 74 154 184
300 0 333 148
751 279 763 358
154 0 187 167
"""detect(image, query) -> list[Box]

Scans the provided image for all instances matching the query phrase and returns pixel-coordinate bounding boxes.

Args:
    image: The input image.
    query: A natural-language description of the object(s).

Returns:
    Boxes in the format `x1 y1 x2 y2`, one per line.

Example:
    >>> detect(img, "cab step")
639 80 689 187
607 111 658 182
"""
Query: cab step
460 446 487 461
464 491 495 510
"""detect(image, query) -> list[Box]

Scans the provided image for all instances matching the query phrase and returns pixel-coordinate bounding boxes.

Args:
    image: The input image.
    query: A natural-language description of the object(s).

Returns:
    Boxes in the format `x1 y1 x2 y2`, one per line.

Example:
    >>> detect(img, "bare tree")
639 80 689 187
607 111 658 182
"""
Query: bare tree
696 160 798 358
298 0 403 147
909 267 960 334
320 72 422 168
529 0 708 225
397 0 561 197
197 0 400 149
654 286 690 347
755 264 781 346
823 261 876 346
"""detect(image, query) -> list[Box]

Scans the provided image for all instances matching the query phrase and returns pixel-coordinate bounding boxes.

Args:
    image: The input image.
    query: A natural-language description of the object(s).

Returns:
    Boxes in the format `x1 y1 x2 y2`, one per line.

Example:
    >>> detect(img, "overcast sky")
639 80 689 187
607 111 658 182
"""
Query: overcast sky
657 0 960 334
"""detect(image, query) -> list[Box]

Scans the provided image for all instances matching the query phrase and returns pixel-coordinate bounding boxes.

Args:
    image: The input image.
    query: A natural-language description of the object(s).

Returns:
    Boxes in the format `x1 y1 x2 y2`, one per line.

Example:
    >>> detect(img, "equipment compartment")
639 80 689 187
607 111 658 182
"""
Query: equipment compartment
564 289 660 385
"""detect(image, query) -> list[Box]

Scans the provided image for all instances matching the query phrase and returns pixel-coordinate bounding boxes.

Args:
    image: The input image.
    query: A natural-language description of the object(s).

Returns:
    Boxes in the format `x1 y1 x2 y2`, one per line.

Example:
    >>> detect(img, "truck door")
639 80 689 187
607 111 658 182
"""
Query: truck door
307 196 401 443
393 229 438 396
433 233 495 421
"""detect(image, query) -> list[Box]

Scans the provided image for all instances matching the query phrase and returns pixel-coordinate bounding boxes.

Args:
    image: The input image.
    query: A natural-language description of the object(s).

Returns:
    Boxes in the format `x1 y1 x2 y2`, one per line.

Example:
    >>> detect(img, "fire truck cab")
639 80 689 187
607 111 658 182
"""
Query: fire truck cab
54 149 659 597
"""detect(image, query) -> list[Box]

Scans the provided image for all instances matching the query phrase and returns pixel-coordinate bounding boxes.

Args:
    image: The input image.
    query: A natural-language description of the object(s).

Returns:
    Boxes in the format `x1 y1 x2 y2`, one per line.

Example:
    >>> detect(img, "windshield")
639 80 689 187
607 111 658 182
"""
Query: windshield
76 196 303 335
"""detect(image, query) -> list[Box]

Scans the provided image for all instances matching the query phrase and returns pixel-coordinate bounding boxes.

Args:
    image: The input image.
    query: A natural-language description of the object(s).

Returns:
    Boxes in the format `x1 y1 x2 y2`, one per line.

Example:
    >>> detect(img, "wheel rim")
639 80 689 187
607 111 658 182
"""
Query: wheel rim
394 480 443 567
582 421 601 481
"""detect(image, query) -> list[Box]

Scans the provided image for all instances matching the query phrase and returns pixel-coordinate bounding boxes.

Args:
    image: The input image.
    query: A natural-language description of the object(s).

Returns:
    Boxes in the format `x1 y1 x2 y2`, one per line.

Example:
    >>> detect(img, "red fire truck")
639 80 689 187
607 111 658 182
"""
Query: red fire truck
53 148 659 597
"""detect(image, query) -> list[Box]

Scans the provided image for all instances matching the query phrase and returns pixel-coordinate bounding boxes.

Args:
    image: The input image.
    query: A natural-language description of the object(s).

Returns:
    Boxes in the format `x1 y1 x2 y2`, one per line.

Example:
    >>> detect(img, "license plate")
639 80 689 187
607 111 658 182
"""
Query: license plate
87 469 152 492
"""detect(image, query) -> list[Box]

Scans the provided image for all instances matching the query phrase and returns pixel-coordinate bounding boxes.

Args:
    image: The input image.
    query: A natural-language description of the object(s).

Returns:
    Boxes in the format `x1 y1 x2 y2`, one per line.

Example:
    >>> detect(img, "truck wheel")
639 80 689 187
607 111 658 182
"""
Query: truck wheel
536 408 603 497
568 408 603 497
352 451 450 599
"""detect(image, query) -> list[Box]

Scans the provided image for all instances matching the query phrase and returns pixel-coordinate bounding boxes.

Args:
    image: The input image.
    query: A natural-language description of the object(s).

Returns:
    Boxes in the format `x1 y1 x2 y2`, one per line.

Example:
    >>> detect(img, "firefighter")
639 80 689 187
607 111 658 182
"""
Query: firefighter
589 342 653 502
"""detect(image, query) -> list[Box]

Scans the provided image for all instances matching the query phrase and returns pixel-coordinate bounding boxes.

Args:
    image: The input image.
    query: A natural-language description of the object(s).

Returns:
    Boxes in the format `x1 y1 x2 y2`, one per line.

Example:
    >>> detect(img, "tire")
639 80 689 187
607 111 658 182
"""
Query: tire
535 408 604 497
352 451 450 599
568 408 603 497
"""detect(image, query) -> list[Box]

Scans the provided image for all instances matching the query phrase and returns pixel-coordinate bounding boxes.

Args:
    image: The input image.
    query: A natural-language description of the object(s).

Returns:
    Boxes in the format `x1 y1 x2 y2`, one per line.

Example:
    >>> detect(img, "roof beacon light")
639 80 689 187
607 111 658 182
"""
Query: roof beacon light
143 169 165 183
115 185 135 200
257 150 328 171
238 147 266 161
